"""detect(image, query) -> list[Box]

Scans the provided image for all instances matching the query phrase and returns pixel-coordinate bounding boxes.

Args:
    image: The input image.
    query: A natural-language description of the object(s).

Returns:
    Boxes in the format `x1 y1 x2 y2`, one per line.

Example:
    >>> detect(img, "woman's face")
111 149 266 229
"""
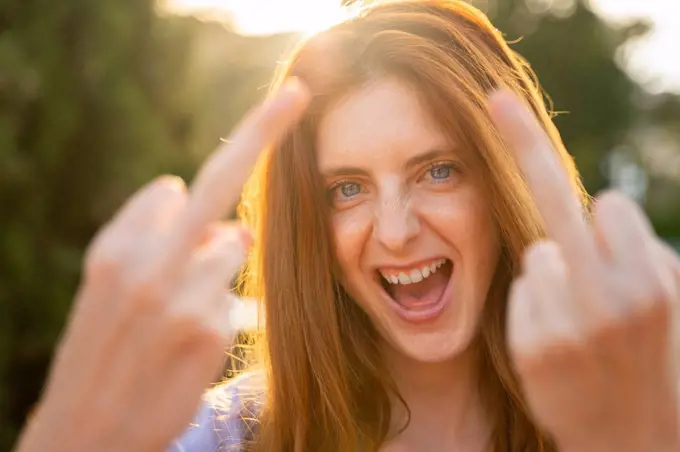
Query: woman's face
317 78 501 362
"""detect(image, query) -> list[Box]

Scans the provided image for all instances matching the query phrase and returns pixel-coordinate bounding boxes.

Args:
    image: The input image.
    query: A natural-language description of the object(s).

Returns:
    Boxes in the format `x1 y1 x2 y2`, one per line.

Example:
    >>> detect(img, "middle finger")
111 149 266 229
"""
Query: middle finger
166 78 310 264
488 90 602 290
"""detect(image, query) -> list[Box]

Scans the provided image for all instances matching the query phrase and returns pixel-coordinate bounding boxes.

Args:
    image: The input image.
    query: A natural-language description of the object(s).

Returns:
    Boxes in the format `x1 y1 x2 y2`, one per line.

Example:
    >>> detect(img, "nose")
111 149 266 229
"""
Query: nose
372 194 420 253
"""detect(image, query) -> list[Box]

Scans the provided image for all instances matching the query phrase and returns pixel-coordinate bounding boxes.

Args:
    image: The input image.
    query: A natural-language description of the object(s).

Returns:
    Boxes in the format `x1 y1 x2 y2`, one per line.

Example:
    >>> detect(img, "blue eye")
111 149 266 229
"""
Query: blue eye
424 162 459 184
339 182 362 198
328 181 363 204
430 165 451 180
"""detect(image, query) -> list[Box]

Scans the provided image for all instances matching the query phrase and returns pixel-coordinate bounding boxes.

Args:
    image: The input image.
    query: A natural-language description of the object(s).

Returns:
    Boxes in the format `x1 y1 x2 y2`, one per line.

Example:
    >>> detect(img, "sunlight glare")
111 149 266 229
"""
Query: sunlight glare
164 0 351 36
163 0 679 93
589 0 680 93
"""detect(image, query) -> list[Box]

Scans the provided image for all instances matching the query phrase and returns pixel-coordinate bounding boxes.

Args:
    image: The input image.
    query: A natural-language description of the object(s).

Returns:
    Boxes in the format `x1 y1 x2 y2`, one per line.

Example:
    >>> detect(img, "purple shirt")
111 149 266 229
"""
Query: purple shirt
167 372 265 452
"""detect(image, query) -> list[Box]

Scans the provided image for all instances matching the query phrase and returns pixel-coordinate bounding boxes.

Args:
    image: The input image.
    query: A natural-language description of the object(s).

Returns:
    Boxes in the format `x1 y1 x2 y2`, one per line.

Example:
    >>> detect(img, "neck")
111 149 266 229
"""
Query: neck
383 341 491 451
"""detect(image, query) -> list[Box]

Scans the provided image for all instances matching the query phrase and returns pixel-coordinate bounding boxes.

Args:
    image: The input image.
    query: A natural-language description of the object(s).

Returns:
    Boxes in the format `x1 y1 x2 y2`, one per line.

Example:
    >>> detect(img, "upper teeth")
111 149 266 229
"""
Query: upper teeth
380 259 447 285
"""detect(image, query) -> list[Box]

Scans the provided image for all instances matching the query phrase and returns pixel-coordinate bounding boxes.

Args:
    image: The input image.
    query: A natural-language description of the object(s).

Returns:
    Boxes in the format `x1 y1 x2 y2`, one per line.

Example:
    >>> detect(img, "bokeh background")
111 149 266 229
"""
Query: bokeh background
1 0 679 448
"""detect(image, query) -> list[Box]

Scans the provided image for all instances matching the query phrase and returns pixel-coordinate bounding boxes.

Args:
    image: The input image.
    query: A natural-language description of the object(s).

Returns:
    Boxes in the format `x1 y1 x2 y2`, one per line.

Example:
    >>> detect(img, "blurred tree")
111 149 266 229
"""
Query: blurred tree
650 93 680 130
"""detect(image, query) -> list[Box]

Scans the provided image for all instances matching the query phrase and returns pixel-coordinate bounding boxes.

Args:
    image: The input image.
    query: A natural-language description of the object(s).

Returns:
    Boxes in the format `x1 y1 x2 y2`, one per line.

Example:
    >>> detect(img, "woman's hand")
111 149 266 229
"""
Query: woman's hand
14 79 310 452
489 91 679 452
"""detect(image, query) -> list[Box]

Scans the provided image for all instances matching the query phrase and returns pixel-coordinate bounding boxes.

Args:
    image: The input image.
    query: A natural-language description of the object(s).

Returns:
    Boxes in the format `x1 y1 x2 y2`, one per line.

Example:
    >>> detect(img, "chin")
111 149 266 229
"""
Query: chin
383 319 479 363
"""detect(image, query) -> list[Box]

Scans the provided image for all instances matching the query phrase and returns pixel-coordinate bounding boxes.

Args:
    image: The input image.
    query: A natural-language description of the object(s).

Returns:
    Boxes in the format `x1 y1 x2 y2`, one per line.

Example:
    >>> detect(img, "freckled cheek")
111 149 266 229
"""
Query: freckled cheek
416 193 475 235
417 192 499 260
331 205 374 276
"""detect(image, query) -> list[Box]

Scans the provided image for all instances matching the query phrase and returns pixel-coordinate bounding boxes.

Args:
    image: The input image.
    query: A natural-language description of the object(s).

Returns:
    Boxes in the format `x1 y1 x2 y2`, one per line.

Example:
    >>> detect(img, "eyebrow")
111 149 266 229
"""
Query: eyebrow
404 148 455 171
320 148 456 179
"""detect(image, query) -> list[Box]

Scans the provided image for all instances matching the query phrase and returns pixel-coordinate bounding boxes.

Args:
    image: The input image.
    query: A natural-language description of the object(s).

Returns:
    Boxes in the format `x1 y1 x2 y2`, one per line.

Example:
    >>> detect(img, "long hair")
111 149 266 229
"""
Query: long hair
238 1 589 451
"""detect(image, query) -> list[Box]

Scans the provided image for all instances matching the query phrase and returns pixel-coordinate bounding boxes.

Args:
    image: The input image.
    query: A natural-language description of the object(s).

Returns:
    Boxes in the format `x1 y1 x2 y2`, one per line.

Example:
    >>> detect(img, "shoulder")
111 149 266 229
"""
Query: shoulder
167 371 267 452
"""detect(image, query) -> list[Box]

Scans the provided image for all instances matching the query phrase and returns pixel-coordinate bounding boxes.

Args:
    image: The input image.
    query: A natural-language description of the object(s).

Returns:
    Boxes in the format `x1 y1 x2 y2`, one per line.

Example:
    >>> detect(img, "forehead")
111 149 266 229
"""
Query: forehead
316 78 451 172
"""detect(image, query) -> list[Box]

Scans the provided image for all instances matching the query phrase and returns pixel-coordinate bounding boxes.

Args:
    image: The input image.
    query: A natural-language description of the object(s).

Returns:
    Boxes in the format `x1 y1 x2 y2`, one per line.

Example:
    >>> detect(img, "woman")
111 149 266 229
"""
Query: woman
14 1 679 451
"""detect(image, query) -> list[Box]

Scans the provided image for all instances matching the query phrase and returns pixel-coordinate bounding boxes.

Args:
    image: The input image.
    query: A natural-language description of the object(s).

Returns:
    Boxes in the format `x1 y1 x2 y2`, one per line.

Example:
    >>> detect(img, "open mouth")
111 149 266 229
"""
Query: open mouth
376 258 454 323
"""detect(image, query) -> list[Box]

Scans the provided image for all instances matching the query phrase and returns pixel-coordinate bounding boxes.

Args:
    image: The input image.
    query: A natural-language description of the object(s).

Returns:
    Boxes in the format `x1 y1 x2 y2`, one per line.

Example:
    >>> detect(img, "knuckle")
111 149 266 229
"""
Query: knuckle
119 272 166 316
84 242 125 282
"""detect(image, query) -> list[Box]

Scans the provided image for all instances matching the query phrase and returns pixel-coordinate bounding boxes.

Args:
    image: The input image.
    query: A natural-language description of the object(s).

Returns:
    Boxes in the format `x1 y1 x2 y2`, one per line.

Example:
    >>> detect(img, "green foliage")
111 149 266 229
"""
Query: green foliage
0 0 678 449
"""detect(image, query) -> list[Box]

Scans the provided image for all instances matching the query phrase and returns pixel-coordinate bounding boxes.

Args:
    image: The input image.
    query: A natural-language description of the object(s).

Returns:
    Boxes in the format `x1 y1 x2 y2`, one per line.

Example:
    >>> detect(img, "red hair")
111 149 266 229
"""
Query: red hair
238 1 588 450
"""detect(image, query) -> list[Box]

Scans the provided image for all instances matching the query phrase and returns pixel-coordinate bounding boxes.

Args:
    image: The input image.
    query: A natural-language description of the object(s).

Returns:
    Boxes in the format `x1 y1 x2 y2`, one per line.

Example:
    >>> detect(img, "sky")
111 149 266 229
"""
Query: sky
588 0 680 94
163 0 680 94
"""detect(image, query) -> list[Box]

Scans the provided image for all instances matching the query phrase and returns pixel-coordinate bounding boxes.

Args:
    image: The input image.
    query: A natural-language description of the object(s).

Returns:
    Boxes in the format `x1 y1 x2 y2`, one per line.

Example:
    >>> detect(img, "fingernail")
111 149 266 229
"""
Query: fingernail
274 77 311 108
156 175 185 192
